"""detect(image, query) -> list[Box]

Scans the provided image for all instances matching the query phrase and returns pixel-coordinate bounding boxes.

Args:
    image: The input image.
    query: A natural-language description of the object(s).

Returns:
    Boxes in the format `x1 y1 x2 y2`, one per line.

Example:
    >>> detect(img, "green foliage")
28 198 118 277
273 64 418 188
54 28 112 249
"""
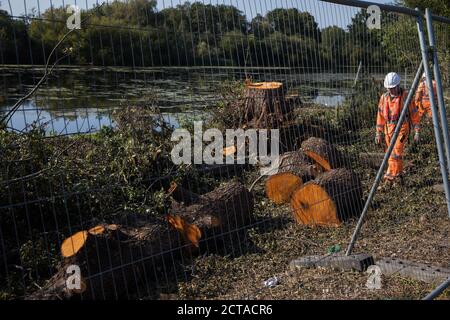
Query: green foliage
4 1 448 70
0 106 178 296
400 0 450 17
382 14 420 68
266 9 320 39
0 104 234 298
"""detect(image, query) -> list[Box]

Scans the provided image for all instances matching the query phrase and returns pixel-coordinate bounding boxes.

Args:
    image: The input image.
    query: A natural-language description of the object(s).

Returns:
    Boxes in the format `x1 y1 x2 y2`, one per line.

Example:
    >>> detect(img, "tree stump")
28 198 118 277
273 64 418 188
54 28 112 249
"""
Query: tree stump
168 181 254 248
242 82 292 128
301 137 343 171
290 168 363 226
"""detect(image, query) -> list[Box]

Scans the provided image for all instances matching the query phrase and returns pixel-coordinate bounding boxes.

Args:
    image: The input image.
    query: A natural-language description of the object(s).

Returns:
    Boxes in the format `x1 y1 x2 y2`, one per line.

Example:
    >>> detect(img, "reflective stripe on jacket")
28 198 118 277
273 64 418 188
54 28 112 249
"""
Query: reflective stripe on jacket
415 79 437 107
376 88 421 134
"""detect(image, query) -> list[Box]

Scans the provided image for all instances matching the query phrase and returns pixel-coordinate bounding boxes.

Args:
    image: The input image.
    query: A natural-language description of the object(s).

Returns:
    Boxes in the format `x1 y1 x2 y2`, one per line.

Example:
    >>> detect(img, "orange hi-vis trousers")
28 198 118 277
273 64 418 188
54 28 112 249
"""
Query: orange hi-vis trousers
415 80 437 119
377 89 420 180
384 123 410 180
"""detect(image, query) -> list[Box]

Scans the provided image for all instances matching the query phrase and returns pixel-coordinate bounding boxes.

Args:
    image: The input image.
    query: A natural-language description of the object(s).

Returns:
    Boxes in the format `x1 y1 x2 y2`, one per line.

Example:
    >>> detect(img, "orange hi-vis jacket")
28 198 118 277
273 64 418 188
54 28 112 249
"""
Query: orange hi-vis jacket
376 89 421 179
415 79 437 118
376 89 421 135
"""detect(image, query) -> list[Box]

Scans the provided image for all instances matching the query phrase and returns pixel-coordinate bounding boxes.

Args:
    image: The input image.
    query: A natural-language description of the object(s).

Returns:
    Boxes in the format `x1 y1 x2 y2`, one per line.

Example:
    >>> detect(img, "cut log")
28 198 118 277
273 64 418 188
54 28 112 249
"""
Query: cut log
301 137 343 171
28 221 183 300
277 150 322 180
264 150 321 204
290 168 363 226
61 231 88 258
168 181 254 247
242 82 292 128
168 182 200 206
278 122 328 152
359 152 385 169
265 173 302 204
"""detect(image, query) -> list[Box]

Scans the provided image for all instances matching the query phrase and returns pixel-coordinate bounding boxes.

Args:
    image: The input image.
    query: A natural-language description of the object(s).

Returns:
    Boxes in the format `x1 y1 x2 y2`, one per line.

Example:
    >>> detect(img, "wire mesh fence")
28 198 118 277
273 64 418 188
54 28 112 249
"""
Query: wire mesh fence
0 0 449 300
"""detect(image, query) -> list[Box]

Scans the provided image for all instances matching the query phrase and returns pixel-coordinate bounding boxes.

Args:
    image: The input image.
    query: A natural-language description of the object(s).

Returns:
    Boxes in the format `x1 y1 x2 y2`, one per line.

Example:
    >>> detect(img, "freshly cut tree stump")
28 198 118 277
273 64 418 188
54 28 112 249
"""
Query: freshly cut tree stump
28 221 183 300
168 181 254 247
242 82 292 128
301 137 343 171
265 173 302 204
290 168 363 226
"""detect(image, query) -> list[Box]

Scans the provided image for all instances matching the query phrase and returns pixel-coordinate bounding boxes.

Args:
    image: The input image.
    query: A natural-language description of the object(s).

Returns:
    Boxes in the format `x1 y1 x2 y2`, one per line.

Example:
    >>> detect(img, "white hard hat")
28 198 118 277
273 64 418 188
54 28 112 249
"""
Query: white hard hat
422 72 426 78
384 72 401 89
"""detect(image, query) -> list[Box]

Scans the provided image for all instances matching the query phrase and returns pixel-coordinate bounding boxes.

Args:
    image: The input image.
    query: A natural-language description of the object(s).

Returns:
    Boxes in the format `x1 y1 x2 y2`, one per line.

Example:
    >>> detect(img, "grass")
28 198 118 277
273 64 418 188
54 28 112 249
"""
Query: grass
174 97 450 300
175 153 450 299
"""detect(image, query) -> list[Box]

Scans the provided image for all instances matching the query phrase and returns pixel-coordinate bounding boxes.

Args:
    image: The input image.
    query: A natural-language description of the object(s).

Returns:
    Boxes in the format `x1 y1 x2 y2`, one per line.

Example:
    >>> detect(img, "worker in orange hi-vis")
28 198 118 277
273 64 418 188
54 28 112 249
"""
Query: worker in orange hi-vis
375 72 421 182
415 72 437 122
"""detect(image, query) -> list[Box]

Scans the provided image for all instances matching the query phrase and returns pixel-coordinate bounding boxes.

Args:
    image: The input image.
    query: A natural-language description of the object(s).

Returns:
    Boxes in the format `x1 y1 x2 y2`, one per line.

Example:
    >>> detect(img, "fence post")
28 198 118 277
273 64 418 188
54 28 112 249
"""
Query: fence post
416 10 450 218
353 61 362 88
423 277 450 300
425 8 450 184
345 62 424 256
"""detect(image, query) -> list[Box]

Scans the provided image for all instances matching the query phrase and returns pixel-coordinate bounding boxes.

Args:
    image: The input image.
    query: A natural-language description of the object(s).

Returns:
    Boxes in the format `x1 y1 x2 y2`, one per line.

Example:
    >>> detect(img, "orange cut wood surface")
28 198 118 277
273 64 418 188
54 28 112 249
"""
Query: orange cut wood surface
304 150 332 171
245 82 283 90
167 215 202 247
290 183 340 226
184 223 202 248
61 230 89 258
265 173 303 204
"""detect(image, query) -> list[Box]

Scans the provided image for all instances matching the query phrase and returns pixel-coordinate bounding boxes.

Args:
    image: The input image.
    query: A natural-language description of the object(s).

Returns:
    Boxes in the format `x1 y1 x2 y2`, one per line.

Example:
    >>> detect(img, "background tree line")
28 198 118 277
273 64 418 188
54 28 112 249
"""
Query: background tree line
0 0 448 72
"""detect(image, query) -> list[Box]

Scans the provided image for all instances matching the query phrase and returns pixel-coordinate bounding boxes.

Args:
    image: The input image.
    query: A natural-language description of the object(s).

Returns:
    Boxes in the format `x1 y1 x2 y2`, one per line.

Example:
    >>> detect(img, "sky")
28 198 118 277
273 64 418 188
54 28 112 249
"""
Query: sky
1 0 394 29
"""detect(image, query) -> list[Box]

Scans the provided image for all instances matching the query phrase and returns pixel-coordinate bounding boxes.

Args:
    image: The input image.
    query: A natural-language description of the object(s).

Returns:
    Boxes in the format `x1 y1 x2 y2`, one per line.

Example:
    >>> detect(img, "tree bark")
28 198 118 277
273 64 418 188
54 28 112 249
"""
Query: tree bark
277 150 322 180
28 181 254 300
242 82 292 128
301 137 343 171
27 220 183 300
168 181 254 248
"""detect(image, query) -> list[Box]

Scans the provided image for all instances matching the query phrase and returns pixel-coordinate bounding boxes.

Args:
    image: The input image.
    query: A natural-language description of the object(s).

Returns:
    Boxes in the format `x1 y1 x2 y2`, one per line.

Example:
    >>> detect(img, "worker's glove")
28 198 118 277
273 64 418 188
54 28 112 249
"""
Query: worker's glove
413 132 420 144
375 133 383 145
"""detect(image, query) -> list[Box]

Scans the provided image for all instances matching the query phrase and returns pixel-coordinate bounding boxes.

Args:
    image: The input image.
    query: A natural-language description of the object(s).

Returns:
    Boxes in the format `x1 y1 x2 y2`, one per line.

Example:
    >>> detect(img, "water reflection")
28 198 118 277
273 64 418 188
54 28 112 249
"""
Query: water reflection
5 100 183 134
1 66 366 134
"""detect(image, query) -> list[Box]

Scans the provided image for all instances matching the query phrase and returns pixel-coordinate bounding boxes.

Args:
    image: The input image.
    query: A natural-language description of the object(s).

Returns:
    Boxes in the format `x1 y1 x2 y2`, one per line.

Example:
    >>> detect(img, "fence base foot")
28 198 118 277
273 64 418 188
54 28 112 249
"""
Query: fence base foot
289 253 374 272
376 258 450 283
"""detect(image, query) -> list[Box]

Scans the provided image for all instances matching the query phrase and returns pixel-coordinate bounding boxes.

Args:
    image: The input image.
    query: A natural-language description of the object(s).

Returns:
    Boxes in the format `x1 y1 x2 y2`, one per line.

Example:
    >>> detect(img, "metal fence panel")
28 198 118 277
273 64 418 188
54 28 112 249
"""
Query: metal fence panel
0 0 449 300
